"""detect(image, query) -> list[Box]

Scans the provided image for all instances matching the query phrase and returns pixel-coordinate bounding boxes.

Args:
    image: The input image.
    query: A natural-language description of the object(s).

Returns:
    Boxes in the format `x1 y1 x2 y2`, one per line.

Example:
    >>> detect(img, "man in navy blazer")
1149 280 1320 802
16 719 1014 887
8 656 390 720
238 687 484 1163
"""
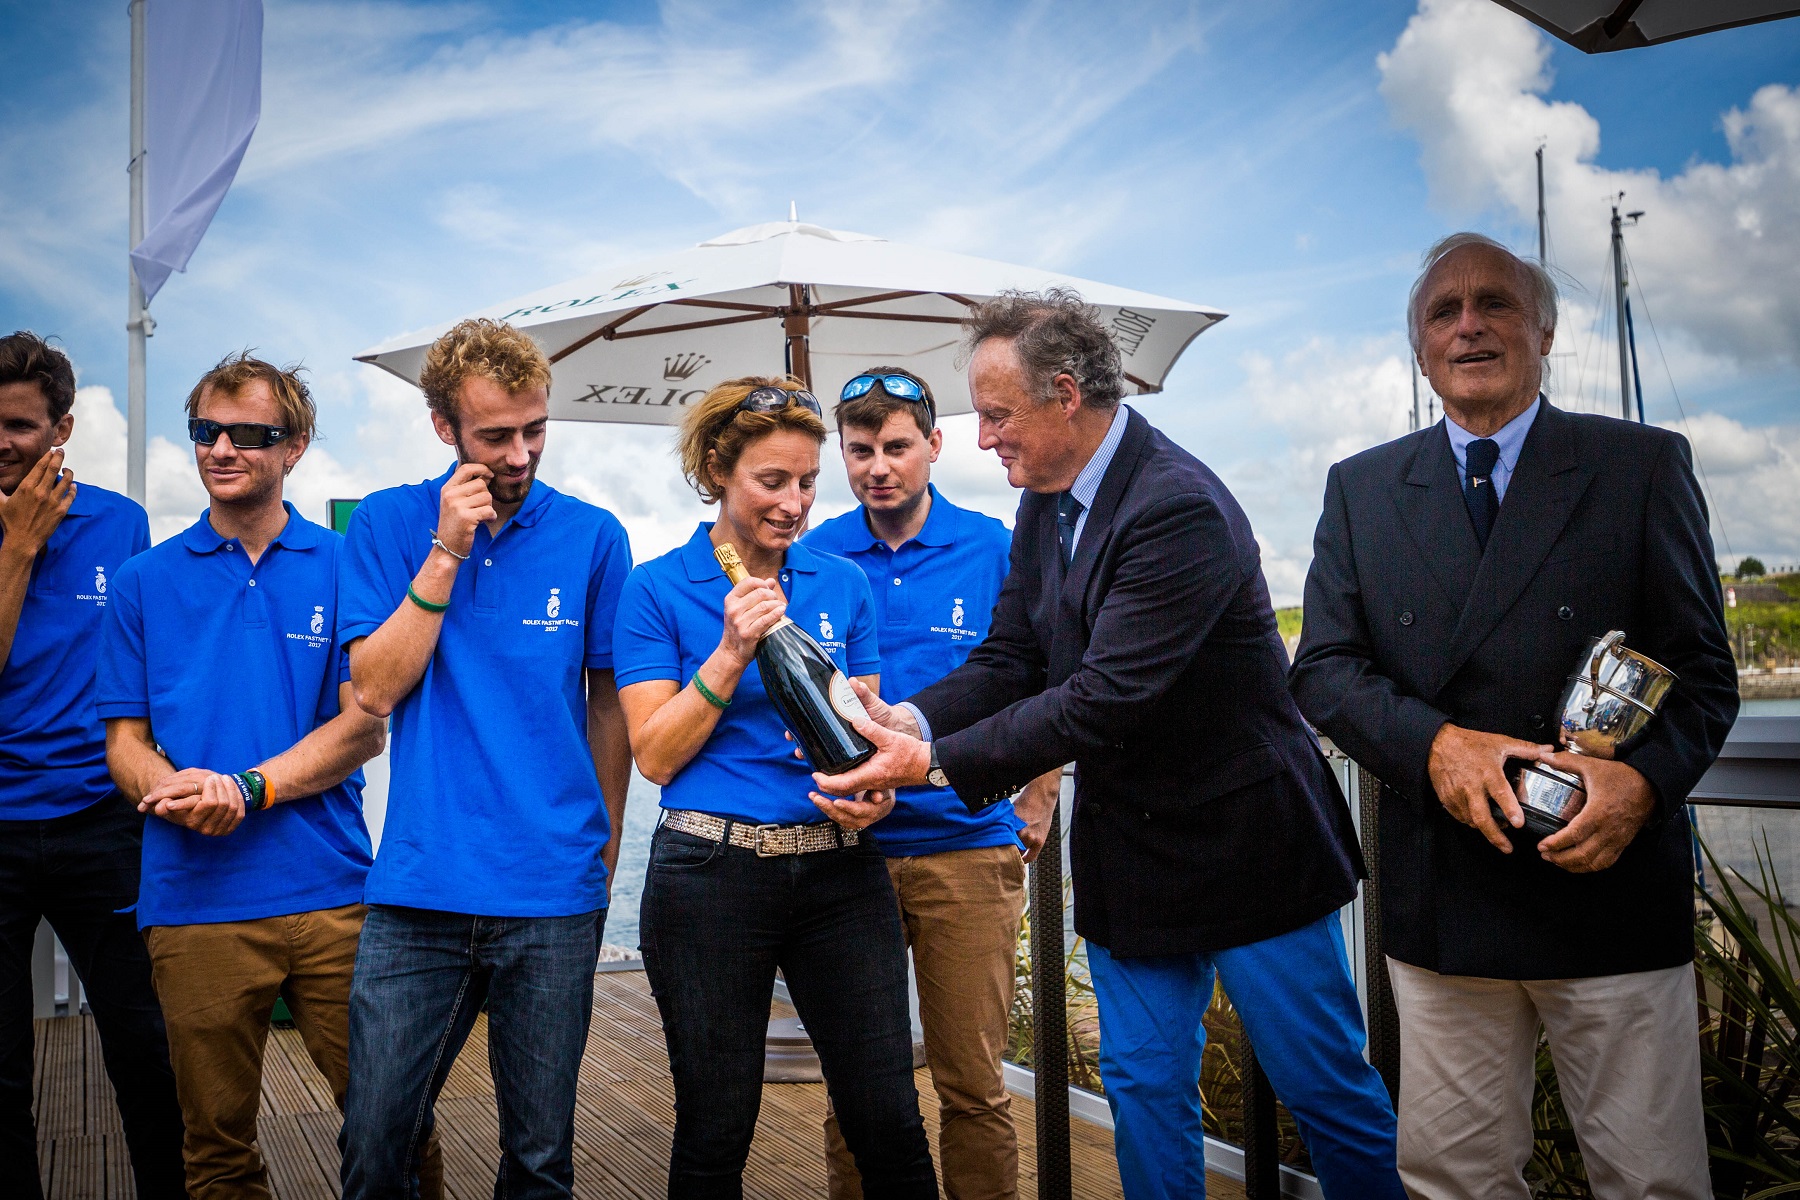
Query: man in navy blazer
814 288 1404 1200
1290 234 1736 1199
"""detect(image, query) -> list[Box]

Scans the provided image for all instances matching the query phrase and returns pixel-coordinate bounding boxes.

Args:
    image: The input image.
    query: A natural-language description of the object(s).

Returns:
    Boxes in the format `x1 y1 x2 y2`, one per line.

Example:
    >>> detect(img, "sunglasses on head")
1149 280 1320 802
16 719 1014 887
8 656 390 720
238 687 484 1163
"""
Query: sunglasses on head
187 418 292 449
738 387 823 419
840 374 934 419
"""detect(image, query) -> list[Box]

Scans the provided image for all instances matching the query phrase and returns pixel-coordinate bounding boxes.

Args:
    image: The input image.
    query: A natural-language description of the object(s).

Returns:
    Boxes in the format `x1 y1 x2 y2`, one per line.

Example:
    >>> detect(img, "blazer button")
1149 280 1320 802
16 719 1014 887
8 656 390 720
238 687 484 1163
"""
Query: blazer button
1558 605 1573 620
1399 611 1414 626
1530 714 1545 730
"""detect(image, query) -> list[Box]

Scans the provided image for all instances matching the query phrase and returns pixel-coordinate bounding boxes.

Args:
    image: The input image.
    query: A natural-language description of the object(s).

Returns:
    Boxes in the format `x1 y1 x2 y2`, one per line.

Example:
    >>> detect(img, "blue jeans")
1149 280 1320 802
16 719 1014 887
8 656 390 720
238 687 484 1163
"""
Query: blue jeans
1088 914 1404 1200
640 825 936 1199
339 905 605 1200
0 795 186 1200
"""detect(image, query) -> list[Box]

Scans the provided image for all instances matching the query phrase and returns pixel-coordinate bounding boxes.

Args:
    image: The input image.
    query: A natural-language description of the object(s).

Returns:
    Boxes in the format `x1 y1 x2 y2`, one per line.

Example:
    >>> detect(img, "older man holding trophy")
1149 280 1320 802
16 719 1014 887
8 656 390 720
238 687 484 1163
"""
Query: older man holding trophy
1291 233 1737 1199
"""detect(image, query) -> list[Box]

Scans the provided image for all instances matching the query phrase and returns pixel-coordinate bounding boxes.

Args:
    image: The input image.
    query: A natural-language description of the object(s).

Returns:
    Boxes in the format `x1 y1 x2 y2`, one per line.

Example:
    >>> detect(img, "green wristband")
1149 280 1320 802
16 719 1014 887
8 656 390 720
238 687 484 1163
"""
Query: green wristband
692 673 730 710
406 583 450 614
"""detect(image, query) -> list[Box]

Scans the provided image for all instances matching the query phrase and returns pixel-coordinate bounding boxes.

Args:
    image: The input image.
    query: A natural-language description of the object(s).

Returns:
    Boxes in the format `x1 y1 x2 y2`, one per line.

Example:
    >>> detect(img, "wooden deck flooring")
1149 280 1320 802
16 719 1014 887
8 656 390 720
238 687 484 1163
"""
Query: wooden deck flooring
35 968 1245 1198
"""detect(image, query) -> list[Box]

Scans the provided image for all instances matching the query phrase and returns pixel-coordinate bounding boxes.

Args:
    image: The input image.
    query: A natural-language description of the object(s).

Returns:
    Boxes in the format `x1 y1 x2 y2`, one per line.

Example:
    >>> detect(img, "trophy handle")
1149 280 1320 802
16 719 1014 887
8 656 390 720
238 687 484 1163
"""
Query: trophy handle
1582 630 1627 716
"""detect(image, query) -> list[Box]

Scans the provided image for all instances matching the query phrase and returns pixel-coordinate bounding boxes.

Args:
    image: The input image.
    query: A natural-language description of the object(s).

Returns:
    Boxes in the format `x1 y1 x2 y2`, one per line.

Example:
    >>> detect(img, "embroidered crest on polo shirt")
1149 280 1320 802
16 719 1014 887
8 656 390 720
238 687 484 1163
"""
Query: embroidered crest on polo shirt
75 565 109 605
930 596 981 642
523 586 580 632
819 612 835 641
287 605 332 650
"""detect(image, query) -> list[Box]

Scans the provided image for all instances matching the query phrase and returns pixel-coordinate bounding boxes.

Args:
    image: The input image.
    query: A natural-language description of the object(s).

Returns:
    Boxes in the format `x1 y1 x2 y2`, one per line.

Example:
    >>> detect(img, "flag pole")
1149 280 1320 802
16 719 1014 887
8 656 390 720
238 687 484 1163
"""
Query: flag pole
127 0 149 504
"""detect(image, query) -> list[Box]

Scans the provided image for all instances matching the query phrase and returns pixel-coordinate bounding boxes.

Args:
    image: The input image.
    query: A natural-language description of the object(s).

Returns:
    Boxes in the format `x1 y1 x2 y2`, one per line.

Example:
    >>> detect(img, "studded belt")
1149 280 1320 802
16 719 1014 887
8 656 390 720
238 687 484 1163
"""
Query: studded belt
660 809 860 857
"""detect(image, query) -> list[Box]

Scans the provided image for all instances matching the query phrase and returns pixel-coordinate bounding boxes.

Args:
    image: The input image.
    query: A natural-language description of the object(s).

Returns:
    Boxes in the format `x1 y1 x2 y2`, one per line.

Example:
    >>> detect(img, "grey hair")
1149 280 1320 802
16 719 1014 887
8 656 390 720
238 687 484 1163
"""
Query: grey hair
1406 232 1558 355
960 286 1125 411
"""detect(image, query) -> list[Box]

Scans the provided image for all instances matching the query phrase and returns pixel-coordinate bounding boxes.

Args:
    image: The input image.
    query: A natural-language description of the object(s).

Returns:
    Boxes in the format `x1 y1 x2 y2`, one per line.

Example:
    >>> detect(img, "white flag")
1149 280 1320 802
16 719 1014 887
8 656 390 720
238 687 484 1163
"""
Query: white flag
129 0 263 303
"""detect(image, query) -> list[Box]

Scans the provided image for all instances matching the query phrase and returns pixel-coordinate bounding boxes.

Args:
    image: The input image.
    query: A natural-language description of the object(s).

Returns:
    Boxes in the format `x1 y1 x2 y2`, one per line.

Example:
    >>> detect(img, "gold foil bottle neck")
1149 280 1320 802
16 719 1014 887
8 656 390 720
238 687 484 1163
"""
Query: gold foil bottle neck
714 542 748 584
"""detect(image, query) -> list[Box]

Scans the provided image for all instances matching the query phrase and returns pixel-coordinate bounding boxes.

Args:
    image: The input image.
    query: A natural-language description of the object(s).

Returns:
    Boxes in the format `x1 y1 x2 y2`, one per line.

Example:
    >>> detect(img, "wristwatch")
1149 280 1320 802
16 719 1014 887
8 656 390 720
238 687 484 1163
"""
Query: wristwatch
926 742 949 789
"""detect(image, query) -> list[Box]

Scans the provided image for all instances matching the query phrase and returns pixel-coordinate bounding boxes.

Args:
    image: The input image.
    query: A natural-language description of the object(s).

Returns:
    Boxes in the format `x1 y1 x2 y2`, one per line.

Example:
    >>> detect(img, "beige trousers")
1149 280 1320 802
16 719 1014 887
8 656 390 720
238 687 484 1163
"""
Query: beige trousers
824 844 1028 1200
146 903 442 1200
1387 956 1710 1200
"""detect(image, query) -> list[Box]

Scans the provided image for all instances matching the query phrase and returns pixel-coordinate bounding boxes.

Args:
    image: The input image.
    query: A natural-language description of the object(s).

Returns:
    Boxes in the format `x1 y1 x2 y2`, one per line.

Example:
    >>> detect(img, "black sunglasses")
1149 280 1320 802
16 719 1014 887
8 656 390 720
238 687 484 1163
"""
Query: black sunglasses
738 387 823 420
187 418 292 449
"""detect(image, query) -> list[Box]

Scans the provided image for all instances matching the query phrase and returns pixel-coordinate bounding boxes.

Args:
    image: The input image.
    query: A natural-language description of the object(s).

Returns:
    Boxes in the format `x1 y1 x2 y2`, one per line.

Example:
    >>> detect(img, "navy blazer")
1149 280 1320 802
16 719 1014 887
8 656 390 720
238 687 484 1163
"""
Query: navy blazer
909 408 1363 958
1290 401 1737 978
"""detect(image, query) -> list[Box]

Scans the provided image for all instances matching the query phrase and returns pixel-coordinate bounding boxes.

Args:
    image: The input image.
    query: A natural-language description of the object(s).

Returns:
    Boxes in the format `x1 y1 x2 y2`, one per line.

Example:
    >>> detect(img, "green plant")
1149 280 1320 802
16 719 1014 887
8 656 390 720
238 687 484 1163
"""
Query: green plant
1740 557 1768 579
1695 835 1800 1196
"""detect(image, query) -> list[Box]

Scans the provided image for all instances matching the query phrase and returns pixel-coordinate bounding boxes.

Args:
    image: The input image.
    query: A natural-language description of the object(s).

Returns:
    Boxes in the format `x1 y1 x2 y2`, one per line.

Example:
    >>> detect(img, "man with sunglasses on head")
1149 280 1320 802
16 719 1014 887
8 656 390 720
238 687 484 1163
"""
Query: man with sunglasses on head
0 331 185 1200
98 353 437 1200
336 318 632 1200
804 368 1059 1200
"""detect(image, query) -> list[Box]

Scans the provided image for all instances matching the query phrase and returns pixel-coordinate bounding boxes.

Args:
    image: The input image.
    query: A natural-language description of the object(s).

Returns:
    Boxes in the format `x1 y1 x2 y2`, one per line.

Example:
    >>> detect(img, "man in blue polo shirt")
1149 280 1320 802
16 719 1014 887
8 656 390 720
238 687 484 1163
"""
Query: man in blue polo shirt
336 318 633 1200
805 368 1060 1200
98 354 437 1200
0 330 184 1200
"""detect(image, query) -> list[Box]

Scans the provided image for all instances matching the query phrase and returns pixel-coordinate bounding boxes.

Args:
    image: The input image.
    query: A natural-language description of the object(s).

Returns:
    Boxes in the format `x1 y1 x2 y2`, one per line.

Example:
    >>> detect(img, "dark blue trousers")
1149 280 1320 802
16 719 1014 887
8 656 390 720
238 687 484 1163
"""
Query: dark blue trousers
1089 913 1404 1200
640 825 936 1200
339 905 604 1200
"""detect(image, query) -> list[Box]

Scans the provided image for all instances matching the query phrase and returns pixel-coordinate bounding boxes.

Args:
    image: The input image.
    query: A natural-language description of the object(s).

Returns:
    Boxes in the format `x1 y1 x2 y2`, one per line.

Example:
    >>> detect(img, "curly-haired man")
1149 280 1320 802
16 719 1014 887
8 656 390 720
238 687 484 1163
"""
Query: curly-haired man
335 319 633 1200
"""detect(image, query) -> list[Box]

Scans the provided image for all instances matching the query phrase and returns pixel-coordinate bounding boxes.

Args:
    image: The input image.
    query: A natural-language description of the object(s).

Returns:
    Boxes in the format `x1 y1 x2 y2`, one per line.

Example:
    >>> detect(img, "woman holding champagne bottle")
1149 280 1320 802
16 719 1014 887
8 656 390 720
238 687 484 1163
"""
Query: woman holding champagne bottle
612 376 937 1198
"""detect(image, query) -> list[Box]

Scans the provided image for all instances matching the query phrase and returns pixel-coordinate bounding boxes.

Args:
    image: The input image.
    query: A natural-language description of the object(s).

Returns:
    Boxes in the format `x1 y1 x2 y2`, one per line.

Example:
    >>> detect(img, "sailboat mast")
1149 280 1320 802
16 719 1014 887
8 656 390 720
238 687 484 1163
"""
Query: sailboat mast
1611 203 1631 421
1535 145 1547 264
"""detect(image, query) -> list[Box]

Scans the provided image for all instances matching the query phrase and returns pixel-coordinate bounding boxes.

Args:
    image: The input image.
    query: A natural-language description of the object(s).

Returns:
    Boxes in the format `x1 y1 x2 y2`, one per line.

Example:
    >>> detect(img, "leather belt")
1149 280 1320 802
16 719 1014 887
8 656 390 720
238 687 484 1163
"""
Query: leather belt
661 809 859 857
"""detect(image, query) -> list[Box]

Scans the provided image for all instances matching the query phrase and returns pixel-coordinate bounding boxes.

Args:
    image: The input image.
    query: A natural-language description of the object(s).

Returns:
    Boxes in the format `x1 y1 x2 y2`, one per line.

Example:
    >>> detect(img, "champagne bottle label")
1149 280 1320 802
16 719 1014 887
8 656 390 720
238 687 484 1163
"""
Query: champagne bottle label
828 672 868 722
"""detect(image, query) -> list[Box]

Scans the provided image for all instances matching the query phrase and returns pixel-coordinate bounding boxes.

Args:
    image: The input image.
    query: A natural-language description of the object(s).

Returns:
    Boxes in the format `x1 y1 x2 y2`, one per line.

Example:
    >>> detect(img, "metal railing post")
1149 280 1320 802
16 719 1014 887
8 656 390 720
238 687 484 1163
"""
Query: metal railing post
1240 1036 1281 1198
1030 801 1072 1200
1358 765 1401 1100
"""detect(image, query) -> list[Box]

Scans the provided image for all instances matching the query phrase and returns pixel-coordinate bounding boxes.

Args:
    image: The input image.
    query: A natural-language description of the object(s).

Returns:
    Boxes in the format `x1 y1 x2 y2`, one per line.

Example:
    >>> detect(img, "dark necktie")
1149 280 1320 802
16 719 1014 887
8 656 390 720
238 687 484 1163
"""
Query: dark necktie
1056 492 1084 570
1463 437 1500 551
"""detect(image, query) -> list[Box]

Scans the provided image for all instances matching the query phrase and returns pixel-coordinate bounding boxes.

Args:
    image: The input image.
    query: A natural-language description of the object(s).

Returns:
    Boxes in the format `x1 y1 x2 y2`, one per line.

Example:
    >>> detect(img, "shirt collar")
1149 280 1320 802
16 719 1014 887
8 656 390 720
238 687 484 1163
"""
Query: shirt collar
179 501 319 554
681 521 825 583
853 484 956 551
1069 404 1130 512
1445 395 1541 473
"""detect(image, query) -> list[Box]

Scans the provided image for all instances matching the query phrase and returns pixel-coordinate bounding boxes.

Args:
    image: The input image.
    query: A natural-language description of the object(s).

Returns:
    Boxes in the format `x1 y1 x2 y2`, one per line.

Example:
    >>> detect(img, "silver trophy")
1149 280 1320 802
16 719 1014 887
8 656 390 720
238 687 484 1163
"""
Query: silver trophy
1505 631 1678 838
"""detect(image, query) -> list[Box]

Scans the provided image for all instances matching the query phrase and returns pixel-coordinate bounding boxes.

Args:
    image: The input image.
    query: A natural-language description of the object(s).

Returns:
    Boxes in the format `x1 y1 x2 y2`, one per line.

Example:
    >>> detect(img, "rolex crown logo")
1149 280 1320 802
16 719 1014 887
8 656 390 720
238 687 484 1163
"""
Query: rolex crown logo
663 353 710 382
611 271 666 290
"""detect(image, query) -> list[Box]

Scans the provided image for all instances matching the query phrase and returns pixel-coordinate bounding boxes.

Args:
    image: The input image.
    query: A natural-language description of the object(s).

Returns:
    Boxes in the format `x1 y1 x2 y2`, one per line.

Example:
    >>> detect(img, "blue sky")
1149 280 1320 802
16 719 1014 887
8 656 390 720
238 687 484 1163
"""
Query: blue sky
2 0 1796 600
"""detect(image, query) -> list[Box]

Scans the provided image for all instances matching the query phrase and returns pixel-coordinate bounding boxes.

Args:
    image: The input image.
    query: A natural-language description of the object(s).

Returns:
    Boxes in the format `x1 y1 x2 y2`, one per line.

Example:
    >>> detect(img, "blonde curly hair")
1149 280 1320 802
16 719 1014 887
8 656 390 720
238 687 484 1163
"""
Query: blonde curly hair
678 376 825 505
418 318 552 427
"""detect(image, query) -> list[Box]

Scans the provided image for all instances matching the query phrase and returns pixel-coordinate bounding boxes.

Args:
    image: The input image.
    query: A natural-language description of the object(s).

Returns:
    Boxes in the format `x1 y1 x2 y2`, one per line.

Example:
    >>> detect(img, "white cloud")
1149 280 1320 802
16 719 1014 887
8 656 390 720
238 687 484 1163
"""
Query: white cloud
1657 412 1800 568
1212 339 1419 605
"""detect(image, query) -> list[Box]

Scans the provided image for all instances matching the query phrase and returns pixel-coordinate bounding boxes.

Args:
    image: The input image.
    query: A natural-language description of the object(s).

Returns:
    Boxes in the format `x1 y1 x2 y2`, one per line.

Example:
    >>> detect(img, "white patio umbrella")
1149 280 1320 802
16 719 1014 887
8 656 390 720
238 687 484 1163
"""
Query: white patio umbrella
354 220 1226 427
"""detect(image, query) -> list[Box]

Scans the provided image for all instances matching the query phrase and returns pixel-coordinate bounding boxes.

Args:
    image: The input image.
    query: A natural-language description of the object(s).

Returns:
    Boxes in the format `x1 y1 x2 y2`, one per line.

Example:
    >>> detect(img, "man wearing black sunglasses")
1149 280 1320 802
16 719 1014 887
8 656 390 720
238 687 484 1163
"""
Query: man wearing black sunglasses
0 331 182 1200
99 353 429 1200
804 367 1059 1200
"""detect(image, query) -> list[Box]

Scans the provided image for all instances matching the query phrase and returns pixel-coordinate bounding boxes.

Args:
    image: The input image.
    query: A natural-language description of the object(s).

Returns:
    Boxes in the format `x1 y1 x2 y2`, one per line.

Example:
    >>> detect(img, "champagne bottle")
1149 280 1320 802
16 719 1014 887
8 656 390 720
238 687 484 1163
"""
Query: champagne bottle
715 542 876 775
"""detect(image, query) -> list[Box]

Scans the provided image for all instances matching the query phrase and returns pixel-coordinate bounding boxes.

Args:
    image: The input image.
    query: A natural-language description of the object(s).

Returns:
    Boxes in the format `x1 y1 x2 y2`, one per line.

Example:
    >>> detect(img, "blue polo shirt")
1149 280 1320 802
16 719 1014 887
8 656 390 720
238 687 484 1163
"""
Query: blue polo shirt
96 504 372 928
337 466 631 918
804 486 1022 855
0 484 148 821
612 523 878 826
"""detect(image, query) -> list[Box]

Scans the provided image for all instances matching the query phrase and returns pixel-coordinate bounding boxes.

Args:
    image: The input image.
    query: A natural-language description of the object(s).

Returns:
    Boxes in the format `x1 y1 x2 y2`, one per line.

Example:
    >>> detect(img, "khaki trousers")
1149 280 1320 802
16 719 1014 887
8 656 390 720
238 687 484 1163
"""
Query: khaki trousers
1387 956 1711 1200
824 844 1027 1200
145 903 441 1200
